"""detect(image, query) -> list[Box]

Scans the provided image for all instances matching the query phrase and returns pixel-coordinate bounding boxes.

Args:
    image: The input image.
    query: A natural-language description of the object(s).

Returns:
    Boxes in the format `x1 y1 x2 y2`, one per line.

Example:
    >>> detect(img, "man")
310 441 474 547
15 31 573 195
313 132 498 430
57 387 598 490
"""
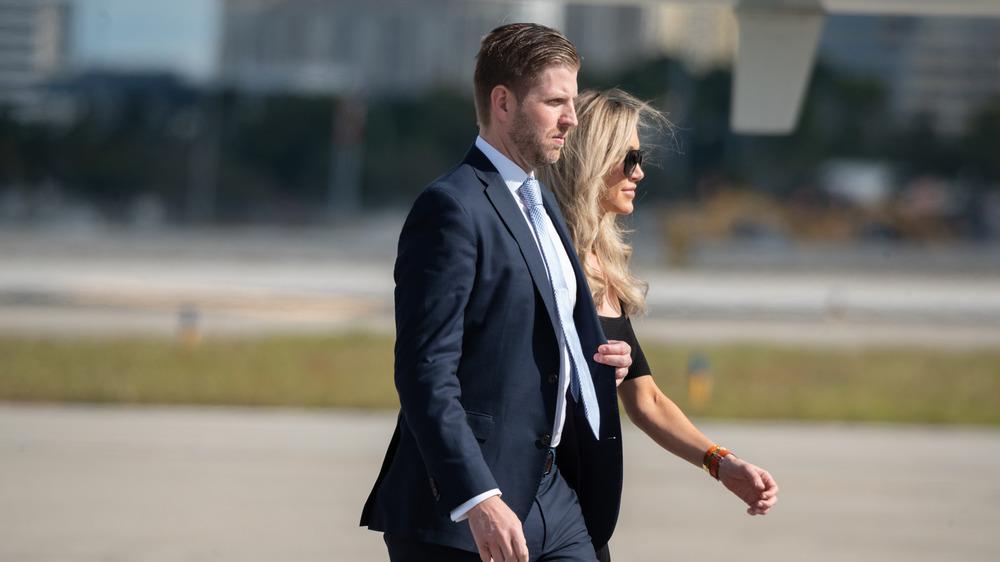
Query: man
361 23 630 561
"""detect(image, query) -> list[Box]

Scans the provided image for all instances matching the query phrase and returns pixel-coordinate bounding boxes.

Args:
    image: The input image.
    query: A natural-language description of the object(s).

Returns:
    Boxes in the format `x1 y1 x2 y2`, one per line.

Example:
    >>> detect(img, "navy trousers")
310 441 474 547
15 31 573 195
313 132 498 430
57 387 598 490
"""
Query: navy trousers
385 464 598 562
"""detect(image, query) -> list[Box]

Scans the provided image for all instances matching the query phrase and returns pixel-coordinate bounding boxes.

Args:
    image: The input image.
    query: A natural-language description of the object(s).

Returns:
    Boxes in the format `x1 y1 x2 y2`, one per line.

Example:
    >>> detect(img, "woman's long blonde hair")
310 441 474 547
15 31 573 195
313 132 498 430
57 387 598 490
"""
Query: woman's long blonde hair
539 88 670 317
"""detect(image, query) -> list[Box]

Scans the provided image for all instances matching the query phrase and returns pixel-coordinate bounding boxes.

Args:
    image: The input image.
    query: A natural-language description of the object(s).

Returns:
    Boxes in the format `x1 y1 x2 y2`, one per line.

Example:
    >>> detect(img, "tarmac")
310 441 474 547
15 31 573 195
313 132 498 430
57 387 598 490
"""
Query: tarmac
2 222 999 560
1 404 998 562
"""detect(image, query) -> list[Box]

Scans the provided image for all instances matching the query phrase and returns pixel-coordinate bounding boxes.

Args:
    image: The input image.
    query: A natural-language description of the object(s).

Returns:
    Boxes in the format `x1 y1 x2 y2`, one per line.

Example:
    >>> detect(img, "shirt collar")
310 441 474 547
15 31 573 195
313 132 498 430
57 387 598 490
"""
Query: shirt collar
475 136 533 192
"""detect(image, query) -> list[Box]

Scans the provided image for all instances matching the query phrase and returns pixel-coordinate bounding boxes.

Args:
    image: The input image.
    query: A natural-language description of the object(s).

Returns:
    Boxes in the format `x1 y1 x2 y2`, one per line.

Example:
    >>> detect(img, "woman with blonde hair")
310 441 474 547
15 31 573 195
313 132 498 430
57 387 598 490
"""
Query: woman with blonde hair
539 88 779 560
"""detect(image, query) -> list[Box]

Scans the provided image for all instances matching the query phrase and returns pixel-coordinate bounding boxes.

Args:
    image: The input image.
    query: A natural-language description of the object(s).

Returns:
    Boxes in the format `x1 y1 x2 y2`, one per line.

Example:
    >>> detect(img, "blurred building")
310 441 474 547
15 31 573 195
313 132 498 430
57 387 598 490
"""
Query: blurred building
0 0 37 110
820 15 1000 136
564 2 652 74
0 0 72 118
217 0 675 97
645 3 736 76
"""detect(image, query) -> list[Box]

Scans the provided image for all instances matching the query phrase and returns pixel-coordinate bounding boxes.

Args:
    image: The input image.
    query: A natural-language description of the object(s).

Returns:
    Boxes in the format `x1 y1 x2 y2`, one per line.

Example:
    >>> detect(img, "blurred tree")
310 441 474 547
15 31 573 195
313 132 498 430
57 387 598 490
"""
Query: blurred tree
47 90 192 220
0 111 35 184
889 116 963 178
361 90 477 207
576 58 895 199
811 65 890 158
962 94 1000 182
217 93 334 221
2 60 995 238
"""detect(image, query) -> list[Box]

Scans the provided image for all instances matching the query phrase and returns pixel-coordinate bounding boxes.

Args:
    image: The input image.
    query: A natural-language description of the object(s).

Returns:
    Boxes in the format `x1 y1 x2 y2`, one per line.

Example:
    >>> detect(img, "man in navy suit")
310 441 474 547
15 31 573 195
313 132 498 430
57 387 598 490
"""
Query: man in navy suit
361 23 631 561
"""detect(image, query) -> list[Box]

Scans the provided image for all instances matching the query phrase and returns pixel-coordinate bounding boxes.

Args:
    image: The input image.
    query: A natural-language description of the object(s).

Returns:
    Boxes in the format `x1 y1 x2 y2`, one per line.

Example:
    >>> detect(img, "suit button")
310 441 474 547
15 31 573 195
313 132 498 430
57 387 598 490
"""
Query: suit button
548 373 558 384
540 434 551 446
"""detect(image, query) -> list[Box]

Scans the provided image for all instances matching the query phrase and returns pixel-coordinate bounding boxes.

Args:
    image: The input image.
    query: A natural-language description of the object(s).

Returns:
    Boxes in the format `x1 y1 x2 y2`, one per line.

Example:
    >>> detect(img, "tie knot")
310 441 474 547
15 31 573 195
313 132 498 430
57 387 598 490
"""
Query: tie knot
518 177 544 209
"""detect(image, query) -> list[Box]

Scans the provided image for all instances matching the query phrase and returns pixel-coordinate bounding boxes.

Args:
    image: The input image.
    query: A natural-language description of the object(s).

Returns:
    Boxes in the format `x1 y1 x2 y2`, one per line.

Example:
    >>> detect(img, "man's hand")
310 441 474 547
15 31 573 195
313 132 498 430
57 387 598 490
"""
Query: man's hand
467 495 529 562
717 455 779 516
594 340 631 386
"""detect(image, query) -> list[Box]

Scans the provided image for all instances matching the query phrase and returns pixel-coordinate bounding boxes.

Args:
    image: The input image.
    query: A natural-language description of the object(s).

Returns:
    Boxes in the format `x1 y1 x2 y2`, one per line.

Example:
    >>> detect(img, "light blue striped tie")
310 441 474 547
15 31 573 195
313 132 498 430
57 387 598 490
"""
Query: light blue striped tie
518 177 601 440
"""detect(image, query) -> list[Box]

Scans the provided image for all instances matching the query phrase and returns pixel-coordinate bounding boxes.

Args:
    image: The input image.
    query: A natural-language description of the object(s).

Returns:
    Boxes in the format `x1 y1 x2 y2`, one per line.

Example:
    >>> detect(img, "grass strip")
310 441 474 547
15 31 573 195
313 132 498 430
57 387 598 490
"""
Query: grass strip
1 333 997 425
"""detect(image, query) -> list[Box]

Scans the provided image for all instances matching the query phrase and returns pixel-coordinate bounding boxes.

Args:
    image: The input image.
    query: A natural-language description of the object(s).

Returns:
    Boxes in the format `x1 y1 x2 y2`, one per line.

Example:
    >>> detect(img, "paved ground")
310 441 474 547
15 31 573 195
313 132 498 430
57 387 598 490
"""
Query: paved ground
1 404 997 562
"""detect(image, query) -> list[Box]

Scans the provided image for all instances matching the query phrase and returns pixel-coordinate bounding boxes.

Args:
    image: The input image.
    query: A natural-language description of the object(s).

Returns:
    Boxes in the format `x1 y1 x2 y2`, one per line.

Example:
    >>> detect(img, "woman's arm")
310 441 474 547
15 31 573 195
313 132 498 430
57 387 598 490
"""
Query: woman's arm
618 376 779 515
618 375 711 466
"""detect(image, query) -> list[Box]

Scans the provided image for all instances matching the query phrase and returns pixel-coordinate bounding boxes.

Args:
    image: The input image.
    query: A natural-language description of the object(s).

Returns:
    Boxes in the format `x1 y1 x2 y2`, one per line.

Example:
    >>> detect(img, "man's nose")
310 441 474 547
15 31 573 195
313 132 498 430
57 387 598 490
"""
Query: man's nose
563 103 578 127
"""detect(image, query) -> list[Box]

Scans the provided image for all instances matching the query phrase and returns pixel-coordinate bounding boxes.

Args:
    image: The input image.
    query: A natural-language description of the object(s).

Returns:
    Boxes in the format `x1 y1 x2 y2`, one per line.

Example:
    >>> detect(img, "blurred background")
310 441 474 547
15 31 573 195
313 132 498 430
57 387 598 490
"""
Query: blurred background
2 0 999 241
2 2 1000 561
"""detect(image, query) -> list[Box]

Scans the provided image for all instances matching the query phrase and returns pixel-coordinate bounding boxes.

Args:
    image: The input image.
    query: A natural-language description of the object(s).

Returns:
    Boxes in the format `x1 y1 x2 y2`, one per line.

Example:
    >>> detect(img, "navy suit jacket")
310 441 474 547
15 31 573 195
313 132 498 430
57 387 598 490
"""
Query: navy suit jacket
361 145 623 552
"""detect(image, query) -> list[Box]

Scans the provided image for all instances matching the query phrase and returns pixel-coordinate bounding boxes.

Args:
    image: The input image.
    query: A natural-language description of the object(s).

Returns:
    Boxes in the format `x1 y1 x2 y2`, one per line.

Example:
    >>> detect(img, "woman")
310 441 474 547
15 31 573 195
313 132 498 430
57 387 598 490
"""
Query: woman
539 89 779 559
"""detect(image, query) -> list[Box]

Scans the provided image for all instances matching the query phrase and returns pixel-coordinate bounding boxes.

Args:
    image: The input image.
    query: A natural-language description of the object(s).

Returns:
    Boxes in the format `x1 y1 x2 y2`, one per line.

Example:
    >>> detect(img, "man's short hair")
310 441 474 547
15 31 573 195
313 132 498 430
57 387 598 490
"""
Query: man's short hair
473 23 580 128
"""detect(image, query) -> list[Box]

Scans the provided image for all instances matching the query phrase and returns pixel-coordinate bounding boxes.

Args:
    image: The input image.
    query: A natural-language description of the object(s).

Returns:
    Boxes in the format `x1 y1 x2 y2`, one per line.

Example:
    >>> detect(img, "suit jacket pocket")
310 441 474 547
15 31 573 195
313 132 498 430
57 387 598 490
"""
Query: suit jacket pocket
465 411 494 443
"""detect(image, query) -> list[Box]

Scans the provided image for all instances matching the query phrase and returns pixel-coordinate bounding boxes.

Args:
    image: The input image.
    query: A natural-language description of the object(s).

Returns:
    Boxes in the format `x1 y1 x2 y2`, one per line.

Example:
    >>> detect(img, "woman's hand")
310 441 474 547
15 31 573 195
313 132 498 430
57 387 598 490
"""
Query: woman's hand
717 455 779 516
594 340 631 386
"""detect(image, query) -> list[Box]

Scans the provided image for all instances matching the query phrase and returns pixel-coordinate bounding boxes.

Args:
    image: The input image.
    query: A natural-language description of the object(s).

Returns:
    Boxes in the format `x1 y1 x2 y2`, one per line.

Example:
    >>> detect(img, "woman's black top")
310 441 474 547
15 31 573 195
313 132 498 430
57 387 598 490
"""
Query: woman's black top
598 313 651 381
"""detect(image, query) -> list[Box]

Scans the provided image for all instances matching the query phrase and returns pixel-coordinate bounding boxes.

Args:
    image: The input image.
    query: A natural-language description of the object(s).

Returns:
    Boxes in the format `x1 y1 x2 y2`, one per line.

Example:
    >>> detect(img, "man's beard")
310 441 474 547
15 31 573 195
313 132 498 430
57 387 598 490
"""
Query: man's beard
511 108 561 170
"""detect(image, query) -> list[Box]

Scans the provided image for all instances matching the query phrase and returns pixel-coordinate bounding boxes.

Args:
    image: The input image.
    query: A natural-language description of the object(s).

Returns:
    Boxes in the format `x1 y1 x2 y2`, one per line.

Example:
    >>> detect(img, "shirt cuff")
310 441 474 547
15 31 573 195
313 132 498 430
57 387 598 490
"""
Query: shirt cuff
450 489 502 522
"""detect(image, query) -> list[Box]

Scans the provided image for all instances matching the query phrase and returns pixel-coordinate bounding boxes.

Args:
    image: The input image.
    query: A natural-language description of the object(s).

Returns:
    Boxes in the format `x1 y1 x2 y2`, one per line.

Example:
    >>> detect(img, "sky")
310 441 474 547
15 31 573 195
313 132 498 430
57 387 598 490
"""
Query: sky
68 0 220 82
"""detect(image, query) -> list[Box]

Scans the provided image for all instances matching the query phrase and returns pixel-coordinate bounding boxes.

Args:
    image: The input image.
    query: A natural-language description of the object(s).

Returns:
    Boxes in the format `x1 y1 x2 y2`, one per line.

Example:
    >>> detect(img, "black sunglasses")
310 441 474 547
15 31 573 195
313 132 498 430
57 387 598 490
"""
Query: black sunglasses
623 149 645 176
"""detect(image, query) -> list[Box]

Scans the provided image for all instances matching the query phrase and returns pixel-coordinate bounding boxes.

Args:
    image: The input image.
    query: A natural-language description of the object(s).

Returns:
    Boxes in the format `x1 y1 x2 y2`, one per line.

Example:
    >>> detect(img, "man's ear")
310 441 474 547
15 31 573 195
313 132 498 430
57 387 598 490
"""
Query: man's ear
491 85 514 124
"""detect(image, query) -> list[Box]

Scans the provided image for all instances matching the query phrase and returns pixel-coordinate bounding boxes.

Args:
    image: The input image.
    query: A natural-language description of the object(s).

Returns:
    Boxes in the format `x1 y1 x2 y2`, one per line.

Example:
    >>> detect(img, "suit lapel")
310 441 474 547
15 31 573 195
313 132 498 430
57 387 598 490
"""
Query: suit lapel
468 146 611 400
466 148 559 329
